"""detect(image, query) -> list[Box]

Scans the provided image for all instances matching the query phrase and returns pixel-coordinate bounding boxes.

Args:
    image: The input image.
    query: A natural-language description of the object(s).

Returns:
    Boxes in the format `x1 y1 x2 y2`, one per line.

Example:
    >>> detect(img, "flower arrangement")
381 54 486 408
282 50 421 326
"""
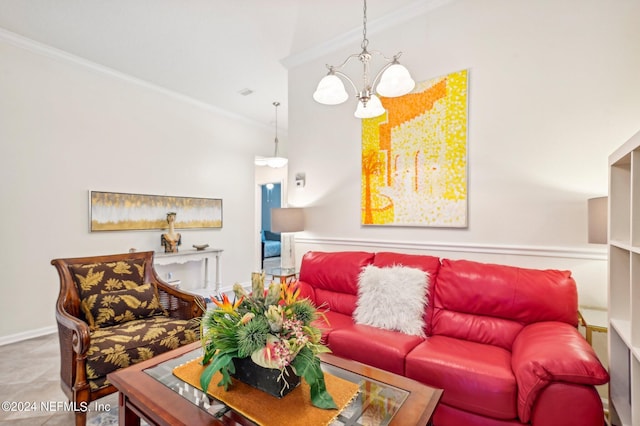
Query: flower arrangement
199 273 337 409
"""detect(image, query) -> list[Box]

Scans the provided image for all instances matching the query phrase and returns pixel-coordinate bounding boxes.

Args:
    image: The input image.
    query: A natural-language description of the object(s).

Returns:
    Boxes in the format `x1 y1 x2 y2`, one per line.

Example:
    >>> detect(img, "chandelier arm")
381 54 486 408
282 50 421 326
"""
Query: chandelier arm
368 50 403 64
325 51 363 73
332 70 360 97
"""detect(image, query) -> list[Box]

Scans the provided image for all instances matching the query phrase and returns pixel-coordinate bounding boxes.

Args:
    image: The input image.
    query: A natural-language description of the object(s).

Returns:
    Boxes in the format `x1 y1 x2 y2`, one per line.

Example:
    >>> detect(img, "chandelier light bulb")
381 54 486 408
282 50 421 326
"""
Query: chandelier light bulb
376 63 415 97
313 74 348 105
354 95 385 119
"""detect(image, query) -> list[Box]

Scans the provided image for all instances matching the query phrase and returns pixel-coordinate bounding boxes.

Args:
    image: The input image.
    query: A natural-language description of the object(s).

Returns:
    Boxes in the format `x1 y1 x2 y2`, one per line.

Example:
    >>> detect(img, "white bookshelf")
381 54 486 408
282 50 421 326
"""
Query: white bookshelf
608 129 640 426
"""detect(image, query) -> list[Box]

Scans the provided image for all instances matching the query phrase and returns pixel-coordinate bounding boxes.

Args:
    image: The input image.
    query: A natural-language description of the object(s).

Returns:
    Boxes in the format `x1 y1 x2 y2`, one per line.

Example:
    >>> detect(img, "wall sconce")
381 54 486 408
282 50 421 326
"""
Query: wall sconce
295 173 306 188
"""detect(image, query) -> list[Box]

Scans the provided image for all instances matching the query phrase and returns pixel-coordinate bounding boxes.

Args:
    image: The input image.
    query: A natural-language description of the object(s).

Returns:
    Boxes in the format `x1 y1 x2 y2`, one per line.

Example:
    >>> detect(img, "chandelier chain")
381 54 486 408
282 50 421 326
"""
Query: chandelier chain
312 0 414 118
272 101 279 156
361 0 368 50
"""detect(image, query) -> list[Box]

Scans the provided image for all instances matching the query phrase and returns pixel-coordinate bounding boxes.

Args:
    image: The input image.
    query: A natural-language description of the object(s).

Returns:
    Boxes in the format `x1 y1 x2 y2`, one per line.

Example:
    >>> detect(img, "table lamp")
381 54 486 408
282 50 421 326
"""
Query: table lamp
587 197 607 244
271 207 305 270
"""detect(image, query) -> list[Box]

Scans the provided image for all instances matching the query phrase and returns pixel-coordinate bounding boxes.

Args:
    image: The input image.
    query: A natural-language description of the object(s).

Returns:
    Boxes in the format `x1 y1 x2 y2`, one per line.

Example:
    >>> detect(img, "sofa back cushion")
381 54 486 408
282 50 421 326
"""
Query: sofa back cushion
372 252 441 335
432 259 578 350
298 251 375 315
70 259 146 300
69 258 147 326
80 283 166 330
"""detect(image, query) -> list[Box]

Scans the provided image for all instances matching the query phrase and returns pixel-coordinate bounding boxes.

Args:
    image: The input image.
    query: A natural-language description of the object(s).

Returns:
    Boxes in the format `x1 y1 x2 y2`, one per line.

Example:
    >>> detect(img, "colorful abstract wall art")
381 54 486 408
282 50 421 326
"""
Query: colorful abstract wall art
361 69 468 227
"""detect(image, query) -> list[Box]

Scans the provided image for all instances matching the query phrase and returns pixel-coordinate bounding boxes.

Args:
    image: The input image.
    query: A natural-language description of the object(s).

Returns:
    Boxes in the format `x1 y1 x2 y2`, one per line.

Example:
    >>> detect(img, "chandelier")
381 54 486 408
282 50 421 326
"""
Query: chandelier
313 0 415 119
256 101 288 168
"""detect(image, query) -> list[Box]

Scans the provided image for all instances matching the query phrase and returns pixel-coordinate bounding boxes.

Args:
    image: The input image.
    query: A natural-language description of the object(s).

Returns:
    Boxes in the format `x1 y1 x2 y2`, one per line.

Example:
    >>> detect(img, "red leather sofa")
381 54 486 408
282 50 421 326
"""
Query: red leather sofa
297 251 609 426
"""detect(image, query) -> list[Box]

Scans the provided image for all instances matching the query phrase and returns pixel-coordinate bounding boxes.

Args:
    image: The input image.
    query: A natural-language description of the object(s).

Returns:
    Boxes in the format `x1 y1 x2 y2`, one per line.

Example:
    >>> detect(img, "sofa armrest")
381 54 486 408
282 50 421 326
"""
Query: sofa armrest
511 322 609 423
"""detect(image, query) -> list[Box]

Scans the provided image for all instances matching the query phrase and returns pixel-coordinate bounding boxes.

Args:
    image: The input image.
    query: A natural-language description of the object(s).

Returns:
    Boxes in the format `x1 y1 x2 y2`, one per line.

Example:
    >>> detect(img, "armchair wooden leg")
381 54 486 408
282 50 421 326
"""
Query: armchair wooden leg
72 360 90 426
75 410 87 426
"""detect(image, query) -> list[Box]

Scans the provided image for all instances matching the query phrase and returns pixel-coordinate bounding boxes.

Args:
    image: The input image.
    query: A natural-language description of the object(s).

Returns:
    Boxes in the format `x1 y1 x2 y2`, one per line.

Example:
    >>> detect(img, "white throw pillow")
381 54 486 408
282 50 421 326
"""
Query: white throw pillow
354 265 429 337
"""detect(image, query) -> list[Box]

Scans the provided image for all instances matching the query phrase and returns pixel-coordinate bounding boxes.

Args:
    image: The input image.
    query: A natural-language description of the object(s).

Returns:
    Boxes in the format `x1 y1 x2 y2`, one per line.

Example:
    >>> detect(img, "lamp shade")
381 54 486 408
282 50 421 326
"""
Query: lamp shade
588 197 607 244
354 94 385 119
376 63 415 97
313 74 348 105
265 156 288 168
271 208 304 233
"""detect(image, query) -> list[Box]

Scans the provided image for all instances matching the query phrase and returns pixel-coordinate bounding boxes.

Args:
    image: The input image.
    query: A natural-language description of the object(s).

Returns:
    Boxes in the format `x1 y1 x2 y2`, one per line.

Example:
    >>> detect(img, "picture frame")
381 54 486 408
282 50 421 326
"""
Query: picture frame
89 191 223 232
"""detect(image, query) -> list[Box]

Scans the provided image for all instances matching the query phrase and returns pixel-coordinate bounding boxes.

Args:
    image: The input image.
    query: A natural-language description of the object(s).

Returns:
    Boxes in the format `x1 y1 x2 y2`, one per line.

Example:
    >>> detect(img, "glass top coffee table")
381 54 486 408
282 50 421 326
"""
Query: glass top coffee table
108 342 442 426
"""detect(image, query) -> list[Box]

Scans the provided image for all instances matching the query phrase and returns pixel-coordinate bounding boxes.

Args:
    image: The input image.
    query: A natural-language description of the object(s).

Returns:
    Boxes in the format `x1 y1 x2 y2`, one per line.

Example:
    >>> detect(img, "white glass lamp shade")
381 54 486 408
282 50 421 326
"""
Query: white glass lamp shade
313 74 348 105
265 156 288 168
376 64 415 97
588 197 608 244
354 94 385 119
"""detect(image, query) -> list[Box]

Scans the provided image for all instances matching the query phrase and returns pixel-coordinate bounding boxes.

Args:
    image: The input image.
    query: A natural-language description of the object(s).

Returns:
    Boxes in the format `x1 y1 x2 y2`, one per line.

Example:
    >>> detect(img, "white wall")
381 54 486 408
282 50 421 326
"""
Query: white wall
0 34 273 342
285 0 640 307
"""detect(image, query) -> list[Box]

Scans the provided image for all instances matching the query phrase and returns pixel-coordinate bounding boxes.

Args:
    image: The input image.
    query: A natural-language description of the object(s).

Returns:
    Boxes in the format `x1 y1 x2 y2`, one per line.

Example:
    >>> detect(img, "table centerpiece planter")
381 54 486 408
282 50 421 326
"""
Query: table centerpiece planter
231 356 300 398
199 272 337 408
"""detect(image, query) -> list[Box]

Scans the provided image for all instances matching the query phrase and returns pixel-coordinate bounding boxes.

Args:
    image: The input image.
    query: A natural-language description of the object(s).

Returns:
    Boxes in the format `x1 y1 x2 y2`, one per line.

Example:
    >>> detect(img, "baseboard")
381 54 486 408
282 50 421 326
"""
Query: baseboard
0 325 57 346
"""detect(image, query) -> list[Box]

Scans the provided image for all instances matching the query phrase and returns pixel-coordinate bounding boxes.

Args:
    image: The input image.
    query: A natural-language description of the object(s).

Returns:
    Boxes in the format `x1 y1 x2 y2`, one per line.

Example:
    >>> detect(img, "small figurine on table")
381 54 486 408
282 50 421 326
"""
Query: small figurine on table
161 212 181 253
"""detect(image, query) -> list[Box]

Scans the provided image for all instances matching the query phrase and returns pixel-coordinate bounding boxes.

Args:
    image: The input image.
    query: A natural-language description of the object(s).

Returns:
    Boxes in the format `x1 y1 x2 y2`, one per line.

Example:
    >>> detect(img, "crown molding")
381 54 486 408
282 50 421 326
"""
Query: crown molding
280 0 455 70
296 236 608 261
0 27 271 131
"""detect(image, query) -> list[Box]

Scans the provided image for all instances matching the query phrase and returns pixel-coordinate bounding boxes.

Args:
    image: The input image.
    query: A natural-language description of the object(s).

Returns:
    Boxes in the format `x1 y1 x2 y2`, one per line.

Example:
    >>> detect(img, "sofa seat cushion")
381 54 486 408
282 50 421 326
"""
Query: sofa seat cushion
328 324 424 375
405 335 517 420
86 316 200 389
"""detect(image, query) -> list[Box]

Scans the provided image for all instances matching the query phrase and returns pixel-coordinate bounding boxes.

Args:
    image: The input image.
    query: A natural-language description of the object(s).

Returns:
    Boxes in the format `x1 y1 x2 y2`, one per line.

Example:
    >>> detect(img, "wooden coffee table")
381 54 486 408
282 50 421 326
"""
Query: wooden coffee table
108 341 442 426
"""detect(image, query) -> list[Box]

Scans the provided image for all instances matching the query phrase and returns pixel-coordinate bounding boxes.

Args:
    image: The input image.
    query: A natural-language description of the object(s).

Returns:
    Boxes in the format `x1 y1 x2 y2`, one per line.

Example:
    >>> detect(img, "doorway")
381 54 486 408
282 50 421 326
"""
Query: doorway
260 182 282 270
254 161 287 271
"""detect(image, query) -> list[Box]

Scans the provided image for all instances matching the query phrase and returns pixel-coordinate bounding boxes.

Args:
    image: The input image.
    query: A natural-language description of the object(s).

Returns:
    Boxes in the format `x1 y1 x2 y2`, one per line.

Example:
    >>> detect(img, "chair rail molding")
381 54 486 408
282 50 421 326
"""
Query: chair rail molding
296 237 607 261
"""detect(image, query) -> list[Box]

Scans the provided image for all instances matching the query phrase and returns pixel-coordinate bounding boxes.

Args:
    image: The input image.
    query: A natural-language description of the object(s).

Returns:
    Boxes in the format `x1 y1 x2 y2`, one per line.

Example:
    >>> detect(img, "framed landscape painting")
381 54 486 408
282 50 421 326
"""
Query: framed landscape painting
361 69 468 227
90 191 223 231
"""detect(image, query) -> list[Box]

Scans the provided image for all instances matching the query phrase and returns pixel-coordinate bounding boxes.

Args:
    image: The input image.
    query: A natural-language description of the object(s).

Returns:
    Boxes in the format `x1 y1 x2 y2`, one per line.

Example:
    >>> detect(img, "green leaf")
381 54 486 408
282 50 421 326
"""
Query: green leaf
292 348 337 410
217 361 235 389
200 352 235 392
310 380 338 410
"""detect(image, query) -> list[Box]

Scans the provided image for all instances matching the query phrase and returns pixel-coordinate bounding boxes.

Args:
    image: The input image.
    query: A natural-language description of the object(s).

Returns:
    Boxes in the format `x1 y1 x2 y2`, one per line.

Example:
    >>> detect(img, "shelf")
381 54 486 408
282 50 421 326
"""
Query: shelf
610 240 632 251
608 129 640 425
611 318 632 348
610 246 631 323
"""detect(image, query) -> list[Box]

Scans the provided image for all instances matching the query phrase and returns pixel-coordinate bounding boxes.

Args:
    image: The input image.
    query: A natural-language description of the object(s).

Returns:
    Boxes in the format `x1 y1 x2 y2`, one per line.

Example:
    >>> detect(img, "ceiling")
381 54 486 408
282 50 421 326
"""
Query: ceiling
0 0 424 131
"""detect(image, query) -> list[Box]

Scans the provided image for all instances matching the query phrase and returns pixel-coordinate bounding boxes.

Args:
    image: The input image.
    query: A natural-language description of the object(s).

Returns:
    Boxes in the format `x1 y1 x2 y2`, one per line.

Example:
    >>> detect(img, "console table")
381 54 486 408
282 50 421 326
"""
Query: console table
154 248 223 291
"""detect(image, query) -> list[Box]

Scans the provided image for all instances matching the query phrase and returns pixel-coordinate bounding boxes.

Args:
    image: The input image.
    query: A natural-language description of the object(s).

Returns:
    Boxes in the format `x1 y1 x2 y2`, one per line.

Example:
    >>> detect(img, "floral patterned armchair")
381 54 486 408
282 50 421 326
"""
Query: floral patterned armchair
51 251 204 426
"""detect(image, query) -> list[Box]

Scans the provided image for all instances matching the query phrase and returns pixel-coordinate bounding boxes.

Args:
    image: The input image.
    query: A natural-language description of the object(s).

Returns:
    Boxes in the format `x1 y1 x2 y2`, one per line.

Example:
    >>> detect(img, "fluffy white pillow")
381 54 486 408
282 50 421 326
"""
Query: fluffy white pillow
354 265 429 337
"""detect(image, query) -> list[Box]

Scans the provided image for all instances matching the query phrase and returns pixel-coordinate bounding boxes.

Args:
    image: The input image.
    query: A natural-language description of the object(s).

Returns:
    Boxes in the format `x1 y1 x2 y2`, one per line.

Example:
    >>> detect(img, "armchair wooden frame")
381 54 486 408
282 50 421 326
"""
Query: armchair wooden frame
51 251 205 426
